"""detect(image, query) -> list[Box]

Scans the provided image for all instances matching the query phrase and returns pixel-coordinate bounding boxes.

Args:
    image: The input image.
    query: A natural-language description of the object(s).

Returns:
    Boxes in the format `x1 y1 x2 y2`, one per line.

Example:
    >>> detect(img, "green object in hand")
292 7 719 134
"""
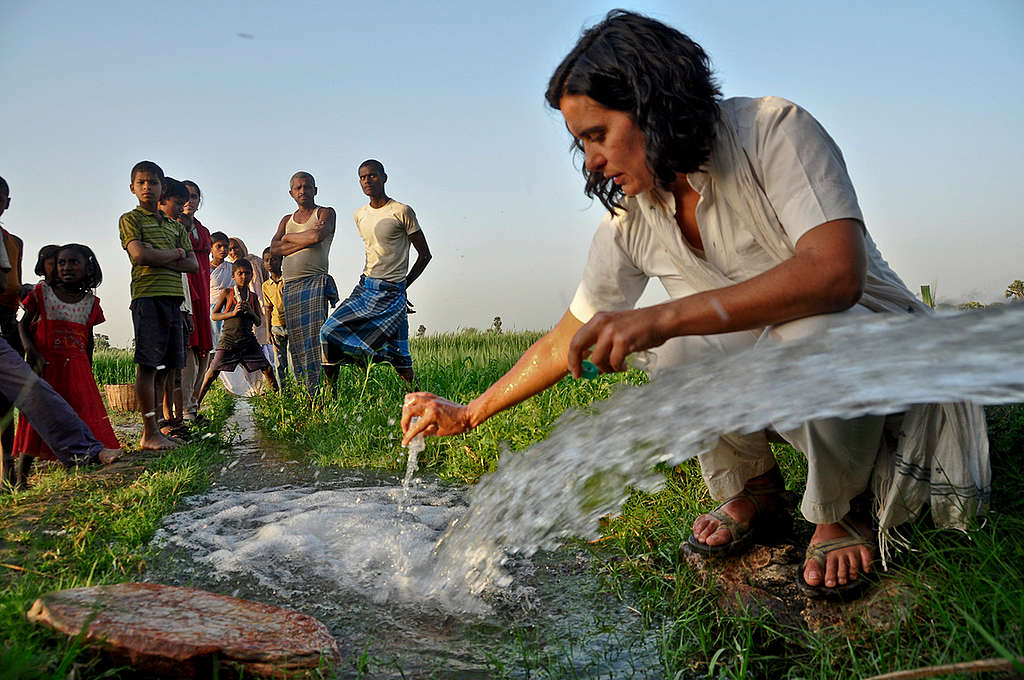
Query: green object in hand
580 360 600 380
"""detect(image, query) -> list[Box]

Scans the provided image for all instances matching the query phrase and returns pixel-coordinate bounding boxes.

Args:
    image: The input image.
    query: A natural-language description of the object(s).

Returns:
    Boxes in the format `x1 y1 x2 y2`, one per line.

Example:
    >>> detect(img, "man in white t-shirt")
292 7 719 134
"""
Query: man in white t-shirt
320 160 432 383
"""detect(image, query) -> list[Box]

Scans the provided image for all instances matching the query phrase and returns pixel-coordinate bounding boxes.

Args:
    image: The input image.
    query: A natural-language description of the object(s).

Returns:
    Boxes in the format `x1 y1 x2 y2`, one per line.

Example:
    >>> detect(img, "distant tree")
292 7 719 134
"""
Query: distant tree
958 301 985 311
416 324 426 338
489 316 503 334
1005 280 1024 301
94 333 111 351
461 327 481 336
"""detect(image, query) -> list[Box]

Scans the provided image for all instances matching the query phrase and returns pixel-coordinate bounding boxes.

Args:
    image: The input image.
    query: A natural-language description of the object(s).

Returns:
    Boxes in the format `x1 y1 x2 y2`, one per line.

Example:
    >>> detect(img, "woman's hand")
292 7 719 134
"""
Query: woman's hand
567 305 668 376
400 392 473 445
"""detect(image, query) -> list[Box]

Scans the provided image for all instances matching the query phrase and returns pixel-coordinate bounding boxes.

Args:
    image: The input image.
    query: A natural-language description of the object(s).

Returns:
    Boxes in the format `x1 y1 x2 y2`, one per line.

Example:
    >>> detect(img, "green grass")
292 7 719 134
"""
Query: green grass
253 331 647 482
252 331 1024 679
91 349 135 387
0 388 236 680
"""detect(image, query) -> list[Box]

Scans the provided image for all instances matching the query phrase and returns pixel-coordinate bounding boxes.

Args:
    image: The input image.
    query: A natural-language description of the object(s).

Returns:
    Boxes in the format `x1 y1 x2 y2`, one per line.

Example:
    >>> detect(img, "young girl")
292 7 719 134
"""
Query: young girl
18 244 60 308
14 244 121 485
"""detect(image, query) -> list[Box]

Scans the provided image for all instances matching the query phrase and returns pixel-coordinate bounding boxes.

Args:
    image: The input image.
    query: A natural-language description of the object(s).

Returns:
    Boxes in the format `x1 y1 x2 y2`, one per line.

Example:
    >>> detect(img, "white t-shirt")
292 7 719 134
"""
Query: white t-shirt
353 199 421 283
570 96 900 323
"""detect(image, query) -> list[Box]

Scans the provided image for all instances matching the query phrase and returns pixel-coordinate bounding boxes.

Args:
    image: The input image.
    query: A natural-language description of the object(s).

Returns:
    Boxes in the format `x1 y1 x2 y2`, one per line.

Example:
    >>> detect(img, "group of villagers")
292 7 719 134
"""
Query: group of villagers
0 150 433 483
399 10 990 600
116 155 433 454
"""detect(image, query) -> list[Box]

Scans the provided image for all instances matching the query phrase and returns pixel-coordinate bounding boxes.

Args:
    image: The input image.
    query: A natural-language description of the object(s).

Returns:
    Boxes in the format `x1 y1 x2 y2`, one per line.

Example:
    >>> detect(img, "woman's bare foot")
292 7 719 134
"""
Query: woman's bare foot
139 432 181 451
802 517 875 589
98 448 124 464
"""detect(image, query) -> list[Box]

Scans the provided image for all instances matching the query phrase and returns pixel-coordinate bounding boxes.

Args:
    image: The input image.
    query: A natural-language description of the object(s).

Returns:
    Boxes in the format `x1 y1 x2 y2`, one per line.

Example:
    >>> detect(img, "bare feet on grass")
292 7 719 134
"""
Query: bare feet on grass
139 432 181 451
98 448 124 464
802 518 875 589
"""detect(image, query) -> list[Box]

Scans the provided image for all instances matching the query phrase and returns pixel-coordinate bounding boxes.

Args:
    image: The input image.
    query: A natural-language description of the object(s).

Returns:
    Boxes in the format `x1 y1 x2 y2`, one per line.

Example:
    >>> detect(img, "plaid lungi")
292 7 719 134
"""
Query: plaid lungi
320 275 412 370
283 274 338 389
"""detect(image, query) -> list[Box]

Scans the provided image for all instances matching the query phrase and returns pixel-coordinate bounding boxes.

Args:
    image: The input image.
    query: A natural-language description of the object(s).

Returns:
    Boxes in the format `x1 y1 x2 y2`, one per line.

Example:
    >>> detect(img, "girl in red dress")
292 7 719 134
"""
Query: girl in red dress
14 244 121 478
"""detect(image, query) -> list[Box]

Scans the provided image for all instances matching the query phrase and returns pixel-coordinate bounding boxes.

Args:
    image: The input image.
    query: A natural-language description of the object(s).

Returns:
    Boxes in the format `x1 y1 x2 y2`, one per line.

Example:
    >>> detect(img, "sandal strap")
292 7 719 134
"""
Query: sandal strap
706 509 741 538
703 485 792 539
804 519 876 566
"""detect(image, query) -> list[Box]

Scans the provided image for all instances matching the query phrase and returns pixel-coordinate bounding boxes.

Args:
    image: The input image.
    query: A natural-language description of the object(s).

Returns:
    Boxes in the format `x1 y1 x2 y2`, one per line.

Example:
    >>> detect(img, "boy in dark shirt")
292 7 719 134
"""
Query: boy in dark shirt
196 258 278 408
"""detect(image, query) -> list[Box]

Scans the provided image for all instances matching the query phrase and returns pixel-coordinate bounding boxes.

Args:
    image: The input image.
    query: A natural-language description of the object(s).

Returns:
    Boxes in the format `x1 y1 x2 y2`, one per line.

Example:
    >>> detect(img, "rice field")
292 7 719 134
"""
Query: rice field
91 348 136 386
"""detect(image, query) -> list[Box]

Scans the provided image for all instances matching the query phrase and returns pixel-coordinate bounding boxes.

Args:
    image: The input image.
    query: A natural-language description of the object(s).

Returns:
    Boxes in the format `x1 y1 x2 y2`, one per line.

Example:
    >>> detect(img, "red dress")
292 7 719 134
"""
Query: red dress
13 283 121 460
187 218 214 355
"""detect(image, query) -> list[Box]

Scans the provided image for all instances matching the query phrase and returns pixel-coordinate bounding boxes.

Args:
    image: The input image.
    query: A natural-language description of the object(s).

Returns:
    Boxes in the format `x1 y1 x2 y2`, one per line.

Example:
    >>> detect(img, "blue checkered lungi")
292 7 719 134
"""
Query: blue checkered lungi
320 275 411 370
284 274 338 389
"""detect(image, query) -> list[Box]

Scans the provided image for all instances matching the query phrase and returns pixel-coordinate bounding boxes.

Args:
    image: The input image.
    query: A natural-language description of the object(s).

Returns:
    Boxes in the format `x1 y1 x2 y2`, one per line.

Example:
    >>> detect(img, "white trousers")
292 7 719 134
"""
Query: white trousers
654 306 884 525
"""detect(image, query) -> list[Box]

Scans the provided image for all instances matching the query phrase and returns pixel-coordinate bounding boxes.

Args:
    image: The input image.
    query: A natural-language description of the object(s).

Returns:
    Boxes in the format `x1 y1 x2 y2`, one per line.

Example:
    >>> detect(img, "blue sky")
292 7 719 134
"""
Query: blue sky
2 0 1021 346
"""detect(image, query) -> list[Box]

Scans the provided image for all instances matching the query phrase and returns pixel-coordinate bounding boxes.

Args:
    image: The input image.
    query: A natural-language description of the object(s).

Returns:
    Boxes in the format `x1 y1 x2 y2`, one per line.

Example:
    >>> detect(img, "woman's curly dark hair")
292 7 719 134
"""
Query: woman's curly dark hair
545 10 721 213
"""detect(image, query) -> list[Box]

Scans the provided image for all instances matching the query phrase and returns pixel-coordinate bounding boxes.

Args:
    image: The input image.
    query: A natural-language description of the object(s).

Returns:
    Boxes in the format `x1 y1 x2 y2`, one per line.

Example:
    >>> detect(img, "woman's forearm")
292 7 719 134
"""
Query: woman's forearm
465 310 582 428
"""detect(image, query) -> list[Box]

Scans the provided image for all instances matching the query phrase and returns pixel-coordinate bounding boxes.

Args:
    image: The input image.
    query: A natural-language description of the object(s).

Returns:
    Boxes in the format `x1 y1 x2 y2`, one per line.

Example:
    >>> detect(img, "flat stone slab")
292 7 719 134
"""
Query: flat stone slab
26 582 340 678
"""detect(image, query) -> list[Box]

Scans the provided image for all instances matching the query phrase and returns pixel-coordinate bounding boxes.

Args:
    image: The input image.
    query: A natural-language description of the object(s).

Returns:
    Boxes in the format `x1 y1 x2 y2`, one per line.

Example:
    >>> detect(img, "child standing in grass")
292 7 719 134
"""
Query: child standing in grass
119 161 197 451
196 258 278 407
156 178 194 438
262 252 288 384
13 244 122 485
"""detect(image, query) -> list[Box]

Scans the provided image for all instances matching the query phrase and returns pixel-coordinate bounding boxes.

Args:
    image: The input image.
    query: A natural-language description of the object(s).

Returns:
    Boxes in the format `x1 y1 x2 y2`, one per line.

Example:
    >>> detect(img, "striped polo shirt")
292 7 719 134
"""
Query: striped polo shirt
118 206 192 300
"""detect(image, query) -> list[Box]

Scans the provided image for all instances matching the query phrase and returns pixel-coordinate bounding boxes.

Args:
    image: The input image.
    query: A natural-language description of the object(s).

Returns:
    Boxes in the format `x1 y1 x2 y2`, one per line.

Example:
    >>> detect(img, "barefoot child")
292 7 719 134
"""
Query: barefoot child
262 252 288 384
13 244 123 485
197 258 278 407
118 161 198 451
156 178 194 438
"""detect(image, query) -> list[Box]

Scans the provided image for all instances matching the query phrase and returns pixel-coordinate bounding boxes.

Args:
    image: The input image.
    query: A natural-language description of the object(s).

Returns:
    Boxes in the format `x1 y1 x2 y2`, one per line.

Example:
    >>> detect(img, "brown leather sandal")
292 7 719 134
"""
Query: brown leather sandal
686 470 795 557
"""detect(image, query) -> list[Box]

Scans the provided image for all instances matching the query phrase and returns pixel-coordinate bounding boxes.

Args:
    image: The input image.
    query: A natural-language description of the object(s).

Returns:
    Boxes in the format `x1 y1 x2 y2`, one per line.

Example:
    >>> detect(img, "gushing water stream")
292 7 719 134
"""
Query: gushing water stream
424 307 1023 601
149 406 660 677
149 306 1023 676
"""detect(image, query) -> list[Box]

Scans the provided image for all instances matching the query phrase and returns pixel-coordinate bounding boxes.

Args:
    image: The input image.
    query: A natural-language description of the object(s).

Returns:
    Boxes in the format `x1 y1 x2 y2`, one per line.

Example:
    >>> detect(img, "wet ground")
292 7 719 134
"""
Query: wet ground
145 401 665 679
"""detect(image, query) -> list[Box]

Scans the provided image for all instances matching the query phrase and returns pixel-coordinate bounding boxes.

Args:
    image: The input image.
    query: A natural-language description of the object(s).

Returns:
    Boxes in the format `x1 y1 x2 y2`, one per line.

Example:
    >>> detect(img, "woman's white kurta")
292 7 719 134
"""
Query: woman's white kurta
569 96 989 559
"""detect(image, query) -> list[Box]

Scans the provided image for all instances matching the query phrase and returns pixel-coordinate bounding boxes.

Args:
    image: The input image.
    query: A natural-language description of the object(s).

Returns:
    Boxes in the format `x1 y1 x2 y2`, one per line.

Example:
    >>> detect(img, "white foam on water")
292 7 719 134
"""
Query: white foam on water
152 482 481 611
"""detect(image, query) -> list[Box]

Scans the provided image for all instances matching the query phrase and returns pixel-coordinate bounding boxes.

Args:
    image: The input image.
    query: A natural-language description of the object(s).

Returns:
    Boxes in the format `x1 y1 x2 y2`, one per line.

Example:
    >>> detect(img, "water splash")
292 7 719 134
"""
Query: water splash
153 307 1023 618
403 417 425 490
422 306 1024 600
153 480 477 610
148 432 662 675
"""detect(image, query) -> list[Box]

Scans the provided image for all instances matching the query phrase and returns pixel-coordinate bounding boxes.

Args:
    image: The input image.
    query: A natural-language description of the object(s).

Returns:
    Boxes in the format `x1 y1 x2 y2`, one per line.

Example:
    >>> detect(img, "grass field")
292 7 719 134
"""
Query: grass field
0 388 236 680
91 349 136 387
3 334 1020 678
251 331 1024 679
